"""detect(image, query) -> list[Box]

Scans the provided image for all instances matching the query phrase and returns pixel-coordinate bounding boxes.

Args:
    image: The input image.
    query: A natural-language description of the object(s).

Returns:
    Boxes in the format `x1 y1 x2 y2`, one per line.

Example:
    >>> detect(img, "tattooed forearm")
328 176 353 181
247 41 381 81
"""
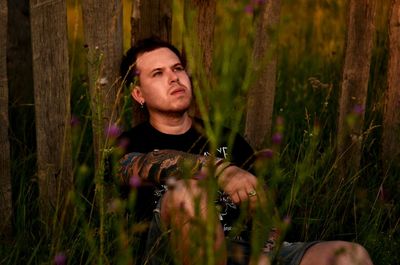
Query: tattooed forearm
118 149 220 185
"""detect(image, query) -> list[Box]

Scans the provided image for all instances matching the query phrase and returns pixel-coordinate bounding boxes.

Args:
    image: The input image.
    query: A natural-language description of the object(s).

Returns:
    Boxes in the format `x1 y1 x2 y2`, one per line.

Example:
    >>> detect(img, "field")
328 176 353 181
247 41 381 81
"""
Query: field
1 0 399 264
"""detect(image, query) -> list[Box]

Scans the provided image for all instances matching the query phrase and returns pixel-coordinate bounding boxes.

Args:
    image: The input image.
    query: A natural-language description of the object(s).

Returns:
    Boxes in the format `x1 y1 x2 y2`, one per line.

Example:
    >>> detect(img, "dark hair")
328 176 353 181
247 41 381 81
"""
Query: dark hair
120 37 186 86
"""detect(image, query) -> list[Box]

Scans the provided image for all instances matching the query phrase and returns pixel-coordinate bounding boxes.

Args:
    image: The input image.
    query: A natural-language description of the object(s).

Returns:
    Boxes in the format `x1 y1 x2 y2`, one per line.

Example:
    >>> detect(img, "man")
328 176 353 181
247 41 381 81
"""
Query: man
118 37 373 265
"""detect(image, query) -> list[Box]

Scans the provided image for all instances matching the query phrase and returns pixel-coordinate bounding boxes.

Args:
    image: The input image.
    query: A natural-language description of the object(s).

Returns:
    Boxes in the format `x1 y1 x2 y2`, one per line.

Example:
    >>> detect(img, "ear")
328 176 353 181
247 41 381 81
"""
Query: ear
131 86 145 105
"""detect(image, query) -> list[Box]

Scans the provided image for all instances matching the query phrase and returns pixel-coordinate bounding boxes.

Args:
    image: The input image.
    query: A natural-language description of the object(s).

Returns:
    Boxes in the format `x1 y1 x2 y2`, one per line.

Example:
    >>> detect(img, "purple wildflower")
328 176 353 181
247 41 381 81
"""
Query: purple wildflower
54 252 67 265
117 138 130 151
283 215 291 225
129 175 141 188
108 199 122 213
244 4 253 14
134 70 140 76
352 104 364 115
70 115 80 127
252 0 266 4
258 149 274 159
272 132 283 145
105 124 122 138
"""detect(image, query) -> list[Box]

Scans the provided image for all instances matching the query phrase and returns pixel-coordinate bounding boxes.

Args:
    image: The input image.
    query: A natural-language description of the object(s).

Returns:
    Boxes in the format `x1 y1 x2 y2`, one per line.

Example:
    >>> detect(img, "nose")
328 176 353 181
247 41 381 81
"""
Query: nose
168 69 179 83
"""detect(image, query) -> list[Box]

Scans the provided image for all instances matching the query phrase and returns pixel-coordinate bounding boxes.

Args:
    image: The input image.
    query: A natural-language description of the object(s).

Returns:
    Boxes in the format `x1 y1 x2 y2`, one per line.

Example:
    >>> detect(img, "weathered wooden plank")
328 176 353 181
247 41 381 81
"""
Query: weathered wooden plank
30 0 72 222
245 0 282 149
82 0 123 168
0 0 13 239
336 0 376 178
131 0 172 46
382 0 400 170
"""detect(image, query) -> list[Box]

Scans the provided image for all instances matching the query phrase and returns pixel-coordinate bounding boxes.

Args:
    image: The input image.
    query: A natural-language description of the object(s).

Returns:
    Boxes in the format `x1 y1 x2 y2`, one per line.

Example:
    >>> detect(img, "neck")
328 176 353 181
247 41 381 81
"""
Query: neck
149 112 192 135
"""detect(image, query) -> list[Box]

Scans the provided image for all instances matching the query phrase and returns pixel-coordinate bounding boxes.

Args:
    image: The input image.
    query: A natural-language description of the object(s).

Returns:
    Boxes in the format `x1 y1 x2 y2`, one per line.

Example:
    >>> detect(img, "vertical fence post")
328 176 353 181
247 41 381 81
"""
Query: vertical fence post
382 0 400 171
186 0 216 77
30 0 72 224
131 0 172 46
82 0 123 170
81 1 123 260
337 0 376 179
0 0 12 240
245 0 282 149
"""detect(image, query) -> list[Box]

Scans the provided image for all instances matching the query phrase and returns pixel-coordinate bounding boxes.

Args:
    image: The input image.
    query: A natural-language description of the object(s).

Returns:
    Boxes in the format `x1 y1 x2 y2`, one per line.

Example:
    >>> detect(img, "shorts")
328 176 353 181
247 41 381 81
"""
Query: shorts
142 199 319 265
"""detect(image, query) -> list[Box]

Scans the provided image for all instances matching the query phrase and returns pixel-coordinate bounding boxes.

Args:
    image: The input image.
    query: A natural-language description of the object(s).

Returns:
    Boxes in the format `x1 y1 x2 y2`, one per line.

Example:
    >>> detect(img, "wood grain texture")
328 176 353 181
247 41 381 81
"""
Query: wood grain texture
337 0 376 178
0 0 12 239
382 0 400 170
30 0 72 221
245 0 281 149
82 0 123 167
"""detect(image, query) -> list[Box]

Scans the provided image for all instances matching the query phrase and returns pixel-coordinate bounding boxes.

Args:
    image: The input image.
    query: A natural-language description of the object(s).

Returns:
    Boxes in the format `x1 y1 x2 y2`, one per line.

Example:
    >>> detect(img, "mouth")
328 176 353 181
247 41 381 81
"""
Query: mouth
170 86 186 95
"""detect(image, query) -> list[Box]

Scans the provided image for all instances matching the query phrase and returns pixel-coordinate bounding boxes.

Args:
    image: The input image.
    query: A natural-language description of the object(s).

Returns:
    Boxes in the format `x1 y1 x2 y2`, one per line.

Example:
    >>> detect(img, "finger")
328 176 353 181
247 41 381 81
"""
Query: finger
245 188 259 211
230 192 240 204
237 189 249 203
246 186 257 198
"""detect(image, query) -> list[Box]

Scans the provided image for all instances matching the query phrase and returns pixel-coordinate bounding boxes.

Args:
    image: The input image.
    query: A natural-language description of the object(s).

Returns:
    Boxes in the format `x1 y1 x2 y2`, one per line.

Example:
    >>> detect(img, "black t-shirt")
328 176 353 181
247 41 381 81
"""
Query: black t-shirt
118 118 254 233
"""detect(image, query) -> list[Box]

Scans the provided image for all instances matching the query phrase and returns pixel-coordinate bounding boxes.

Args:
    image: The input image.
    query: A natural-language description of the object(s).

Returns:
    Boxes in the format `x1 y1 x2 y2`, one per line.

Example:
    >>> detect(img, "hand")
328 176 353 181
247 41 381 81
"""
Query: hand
217 165 265 210
162 179 207 219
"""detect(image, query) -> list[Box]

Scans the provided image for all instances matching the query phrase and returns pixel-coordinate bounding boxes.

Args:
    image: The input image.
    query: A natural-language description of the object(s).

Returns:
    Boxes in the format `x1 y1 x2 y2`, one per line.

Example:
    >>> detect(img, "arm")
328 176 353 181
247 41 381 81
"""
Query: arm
118 149 263 207
118 149 225 185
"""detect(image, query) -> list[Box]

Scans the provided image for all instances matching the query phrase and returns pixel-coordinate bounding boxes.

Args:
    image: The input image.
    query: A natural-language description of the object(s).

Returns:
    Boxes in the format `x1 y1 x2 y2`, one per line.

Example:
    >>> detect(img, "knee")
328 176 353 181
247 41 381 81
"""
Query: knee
331 241 372 265
161 179 207 222
301 241 373 265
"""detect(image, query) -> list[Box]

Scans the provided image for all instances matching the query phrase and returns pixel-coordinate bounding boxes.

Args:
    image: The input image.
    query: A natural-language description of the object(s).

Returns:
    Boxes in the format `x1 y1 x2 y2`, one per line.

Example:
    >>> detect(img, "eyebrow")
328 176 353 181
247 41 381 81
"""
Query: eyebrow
149 63 183 74
171 62 183 68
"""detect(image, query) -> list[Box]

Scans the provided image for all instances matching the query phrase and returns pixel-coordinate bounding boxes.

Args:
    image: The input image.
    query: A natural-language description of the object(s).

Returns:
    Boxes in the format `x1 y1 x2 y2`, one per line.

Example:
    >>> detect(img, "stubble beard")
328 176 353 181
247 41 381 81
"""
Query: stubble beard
150 96 193 118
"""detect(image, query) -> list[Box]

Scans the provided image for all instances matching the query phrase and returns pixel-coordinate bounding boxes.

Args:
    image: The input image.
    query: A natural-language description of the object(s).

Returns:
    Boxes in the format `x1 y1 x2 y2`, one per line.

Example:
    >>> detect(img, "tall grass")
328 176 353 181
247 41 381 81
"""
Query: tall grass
1 0 399 264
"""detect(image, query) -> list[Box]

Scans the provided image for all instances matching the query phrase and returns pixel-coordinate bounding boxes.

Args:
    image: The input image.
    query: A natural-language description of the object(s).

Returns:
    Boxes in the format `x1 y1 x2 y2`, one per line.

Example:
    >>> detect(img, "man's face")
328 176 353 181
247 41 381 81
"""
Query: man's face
132 47 192 115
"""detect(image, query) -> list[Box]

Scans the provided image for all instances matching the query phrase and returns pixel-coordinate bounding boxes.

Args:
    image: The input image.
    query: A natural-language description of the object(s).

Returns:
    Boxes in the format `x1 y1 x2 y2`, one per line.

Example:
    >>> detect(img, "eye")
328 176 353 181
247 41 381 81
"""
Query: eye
152 71 162 77
173 65 185 72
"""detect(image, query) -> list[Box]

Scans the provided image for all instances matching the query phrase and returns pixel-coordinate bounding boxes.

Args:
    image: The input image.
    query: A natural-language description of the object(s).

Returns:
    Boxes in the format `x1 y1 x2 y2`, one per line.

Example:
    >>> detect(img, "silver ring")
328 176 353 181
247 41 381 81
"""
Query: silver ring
248 190 257 197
